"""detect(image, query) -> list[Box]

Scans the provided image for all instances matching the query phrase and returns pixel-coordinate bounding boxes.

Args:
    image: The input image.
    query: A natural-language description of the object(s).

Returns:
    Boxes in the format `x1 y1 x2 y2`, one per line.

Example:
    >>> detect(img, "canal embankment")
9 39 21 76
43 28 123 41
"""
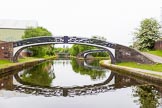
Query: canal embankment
100 60 162 85
0 56 56 74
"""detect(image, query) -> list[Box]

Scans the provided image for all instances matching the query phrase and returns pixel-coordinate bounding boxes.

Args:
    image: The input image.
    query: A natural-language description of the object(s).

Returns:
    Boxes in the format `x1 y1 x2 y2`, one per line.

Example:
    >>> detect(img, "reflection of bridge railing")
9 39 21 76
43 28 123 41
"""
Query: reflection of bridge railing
0 66 143 97
13 72 140 97
74 58 107 71
14 83 115 97
14 71 115 97
83 62 105 71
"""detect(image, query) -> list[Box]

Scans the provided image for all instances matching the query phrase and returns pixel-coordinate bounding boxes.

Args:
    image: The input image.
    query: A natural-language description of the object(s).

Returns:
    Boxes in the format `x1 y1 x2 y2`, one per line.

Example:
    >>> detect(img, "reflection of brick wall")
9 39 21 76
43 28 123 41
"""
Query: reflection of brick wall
0 42 13 60
154 40 162 50
0 75 13 90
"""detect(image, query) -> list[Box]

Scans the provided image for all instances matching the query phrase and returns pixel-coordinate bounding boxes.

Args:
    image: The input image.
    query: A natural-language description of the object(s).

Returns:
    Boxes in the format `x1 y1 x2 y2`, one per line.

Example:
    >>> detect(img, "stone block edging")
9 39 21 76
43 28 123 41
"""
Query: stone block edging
100 60 162 85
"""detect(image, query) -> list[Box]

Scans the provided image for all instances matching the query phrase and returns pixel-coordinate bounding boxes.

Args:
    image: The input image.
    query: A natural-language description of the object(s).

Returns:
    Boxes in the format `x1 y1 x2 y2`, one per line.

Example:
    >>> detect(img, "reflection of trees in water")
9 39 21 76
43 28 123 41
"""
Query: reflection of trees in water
85 58 109 67
133 85 160 108
85 59 100 67
21 61 55 87
70 59 106 80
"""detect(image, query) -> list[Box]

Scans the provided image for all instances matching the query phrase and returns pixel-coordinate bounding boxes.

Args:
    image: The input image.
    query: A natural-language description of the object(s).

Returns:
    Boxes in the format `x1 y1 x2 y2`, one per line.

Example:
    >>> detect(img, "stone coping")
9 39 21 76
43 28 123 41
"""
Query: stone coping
100 60 162 85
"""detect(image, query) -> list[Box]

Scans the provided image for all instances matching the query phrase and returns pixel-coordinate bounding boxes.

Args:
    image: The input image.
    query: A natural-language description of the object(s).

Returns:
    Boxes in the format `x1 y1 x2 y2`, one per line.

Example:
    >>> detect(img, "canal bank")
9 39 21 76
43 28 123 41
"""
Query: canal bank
0 56 56 74
1 58 161 108
100 60 162 85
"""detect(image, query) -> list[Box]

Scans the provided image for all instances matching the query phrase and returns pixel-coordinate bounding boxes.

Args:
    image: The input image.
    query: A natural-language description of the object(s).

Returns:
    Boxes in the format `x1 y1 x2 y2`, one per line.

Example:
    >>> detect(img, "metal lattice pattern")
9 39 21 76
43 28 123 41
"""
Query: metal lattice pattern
14 84 115 97
13 36 116 48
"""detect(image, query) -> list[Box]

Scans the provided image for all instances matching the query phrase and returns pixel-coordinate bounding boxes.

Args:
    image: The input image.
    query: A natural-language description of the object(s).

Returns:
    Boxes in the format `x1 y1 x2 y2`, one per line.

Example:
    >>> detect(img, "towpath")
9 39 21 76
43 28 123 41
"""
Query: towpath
142 52 162 63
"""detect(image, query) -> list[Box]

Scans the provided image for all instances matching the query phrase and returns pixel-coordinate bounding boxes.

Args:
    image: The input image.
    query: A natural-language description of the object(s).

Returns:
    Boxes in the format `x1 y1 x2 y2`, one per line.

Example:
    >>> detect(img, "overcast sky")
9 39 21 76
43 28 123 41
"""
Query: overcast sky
0 0 162 46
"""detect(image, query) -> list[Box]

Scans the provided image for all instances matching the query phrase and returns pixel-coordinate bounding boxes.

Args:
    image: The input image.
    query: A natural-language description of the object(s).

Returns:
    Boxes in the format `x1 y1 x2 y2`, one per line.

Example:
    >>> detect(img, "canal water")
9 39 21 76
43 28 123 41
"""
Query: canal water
0 59 162 108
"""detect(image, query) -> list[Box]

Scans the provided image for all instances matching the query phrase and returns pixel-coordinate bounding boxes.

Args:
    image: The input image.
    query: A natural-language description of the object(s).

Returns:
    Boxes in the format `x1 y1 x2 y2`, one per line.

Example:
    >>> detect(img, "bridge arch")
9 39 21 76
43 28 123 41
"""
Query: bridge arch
13 36 116 63
14 71 115 97
12 36 154 64
81 49 115 64
80 49 108 58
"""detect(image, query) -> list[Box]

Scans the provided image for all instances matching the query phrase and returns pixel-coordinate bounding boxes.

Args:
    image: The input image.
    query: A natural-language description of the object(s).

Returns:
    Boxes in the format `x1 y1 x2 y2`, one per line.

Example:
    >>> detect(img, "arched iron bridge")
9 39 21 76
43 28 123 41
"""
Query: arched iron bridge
13 36 116 63
12 36 154 64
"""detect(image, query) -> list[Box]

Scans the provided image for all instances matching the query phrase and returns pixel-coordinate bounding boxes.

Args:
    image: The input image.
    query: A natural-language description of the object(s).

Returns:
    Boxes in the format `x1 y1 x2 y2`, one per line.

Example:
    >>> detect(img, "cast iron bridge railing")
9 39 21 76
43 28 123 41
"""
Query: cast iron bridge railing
13 72 141 97
13 36 115 48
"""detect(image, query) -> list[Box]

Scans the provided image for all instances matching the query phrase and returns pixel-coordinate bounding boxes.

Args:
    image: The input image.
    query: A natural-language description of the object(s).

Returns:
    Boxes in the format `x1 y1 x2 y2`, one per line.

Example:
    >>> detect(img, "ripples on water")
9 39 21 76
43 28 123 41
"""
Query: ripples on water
0 59 161 108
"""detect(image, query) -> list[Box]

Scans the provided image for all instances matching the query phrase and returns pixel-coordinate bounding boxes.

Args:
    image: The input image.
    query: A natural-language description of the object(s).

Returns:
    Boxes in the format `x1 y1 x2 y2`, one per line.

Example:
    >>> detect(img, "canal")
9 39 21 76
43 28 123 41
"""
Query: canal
0 59 162 108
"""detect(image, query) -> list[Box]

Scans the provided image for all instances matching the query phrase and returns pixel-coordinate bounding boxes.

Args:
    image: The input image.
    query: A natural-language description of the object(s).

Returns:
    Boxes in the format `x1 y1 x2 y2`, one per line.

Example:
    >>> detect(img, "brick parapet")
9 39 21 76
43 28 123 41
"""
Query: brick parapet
0 42 13 61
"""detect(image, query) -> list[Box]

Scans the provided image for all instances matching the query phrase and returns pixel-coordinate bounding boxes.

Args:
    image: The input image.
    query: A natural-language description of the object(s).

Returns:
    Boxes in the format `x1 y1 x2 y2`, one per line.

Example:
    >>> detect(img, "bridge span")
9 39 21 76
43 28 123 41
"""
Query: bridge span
12 36 154 64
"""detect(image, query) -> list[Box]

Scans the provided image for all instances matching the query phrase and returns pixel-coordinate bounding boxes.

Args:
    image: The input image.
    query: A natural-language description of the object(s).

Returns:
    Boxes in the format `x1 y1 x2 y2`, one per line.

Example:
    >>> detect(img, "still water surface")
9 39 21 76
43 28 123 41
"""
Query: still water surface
0 59 162 108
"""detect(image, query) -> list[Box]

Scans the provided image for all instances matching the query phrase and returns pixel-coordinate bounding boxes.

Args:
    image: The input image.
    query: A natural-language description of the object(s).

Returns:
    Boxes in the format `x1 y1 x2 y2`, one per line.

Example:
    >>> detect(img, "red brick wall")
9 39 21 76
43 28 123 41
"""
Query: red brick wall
154 40 162 50
0 42 13 61
0 75 13 90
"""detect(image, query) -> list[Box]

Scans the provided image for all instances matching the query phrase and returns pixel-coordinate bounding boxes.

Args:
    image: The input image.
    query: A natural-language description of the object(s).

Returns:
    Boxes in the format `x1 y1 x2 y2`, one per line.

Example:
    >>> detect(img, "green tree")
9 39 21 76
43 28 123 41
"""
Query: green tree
70 36 109 56
133 85 160 108
21 61 55 86
70 44 109 57
70 58 106 80
22 27 54 57
70 44 95 56
133 18 161 51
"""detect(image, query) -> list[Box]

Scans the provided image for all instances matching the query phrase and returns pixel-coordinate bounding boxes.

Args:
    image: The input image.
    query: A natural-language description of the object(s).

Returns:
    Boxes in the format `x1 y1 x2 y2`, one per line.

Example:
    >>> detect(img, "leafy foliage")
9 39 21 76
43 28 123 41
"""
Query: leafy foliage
133 18 161 51
22 27 52 38
21 61 55 86
70 44 109 57
53 47 70 53
70 36 109 57
70 59 106 80
22 27 54 57
70 44 95 56
133 85 160 108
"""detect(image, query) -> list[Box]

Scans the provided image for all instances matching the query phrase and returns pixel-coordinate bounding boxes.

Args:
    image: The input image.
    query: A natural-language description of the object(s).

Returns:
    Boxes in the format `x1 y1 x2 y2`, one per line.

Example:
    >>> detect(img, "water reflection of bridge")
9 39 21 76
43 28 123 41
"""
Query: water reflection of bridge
0 71 141 97
0 59 162 97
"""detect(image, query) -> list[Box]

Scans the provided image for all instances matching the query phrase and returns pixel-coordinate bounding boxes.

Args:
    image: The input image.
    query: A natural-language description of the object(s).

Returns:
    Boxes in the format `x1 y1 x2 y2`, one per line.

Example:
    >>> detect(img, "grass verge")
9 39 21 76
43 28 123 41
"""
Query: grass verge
0 57 42 68
117 62 162 72
0 56 57 69
146 50 162 57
